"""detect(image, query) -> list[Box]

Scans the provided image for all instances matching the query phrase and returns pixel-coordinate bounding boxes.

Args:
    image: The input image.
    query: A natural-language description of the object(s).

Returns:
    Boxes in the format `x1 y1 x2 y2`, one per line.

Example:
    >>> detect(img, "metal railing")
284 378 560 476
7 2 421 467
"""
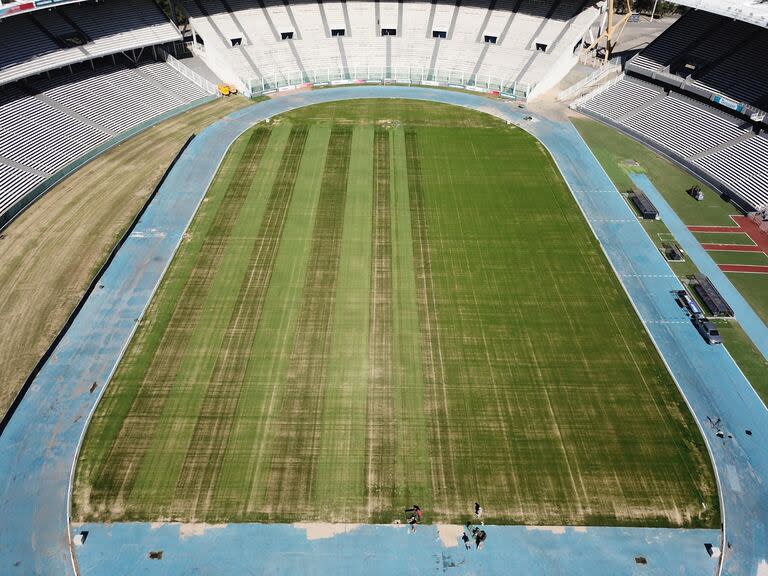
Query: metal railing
245 66 534 99
158 46 218 95
569 72 625 110
557 62 621 102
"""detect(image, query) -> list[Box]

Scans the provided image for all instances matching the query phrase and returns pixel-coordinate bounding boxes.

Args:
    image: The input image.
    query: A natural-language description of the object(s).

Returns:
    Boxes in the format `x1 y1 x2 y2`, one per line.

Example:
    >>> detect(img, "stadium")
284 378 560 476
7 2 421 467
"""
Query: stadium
0 0 766 574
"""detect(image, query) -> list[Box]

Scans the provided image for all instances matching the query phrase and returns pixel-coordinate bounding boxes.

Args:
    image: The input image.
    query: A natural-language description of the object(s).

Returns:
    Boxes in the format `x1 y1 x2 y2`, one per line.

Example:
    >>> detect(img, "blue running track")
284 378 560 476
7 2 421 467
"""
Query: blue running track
0 87 765 575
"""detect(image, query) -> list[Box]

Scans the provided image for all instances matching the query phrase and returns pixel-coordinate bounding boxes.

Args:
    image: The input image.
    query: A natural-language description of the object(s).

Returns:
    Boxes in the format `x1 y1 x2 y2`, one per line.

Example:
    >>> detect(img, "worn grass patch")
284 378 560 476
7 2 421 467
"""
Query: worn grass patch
74 100 718 528
0 97 250 423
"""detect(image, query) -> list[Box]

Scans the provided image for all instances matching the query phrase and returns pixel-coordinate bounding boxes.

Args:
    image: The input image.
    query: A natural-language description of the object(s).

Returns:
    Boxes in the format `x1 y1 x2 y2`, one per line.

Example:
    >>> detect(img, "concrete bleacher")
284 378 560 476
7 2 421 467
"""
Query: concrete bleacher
0 0 181 86
187 0 600 94
622 93 745 157
627 10 720 76
578 75 662 121
0 60 211 221
577 73 768 211
693 135 768 210
0 164 45 216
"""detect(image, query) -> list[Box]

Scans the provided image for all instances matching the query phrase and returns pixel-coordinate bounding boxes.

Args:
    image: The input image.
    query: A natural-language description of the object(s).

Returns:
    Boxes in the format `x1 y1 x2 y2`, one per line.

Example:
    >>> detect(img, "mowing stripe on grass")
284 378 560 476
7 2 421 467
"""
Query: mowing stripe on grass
212 125 331 519
405 128 460 515
391 128 431 510
75 101 719 527
263 125 353 517
128 126 306 512
172 125 310 517
364 128 396 520
77 128 273 517
416 127 521 518
315 125 374 521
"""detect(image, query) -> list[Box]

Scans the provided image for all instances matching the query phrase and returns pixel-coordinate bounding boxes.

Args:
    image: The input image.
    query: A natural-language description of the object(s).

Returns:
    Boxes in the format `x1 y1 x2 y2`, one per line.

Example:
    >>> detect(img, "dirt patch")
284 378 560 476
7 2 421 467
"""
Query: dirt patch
437 524 465 547
268 86 312 98
179 523 227 539
293 522 362 541
0 97 248 424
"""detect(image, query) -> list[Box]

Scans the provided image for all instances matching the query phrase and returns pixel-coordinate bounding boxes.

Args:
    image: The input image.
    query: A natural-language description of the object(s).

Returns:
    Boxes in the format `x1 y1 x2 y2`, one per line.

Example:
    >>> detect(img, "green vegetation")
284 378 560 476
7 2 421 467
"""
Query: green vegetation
727 273 768 326
708 251 768 266
714 320 768 406
626 0 685 17
74 101 718 528
572 117 734 226
693 231 756 246
635 219 701 275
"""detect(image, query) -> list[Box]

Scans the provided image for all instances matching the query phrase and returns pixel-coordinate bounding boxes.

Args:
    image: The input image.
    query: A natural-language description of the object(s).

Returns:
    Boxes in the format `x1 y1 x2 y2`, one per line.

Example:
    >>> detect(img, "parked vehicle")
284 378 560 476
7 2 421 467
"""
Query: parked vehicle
692 317 722 345
687 186 704 201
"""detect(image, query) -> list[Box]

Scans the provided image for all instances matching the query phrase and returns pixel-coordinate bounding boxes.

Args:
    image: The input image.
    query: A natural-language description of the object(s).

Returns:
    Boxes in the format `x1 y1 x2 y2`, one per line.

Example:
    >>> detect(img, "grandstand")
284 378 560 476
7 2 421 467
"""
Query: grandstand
624 9 768 113
0 0 217 227
0 0 608 228
185 0 600 96
575 8 768 213
0 0 181 84
1 0 768 574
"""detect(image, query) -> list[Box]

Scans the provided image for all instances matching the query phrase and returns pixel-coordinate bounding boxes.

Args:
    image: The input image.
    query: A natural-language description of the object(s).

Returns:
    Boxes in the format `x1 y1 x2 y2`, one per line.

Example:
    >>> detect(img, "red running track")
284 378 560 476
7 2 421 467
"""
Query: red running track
689 216 768 272
719 264 768 274
689 215 768 253
701 244 763 252
688 225 742 232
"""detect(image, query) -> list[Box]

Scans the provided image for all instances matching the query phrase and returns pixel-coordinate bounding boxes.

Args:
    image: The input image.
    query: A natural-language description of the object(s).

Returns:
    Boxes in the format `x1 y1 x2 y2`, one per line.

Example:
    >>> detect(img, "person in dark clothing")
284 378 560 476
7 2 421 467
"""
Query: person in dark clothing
405 504 423 530
475 529 487 549
462 532 472 550
405 505 422 523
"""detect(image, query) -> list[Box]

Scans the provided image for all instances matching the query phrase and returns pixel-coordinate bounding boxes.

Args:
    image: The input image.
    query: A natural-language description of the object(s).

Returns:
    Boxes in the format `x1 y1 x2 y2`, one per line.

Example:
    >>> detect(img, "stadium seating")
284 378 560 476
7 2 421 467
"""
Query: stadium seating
0 0 181 86
626 9 768 111
693 135 768 210
622 93 745 157
578 76 662 121
627 10 721 76
186 0 599 93
577 74 767 211
693 33 768 107
0 60 211 220
0 165 45 216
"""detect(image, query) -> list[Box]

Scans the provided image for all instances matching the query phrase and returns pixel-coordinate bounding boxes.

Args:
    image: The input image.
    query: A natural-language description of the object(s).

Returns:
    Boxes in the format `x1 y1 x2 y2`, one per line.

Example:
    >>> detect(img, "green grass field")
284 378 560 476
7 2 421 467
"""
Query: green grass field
727 273 768 326
708 251 768 266
693 232 756 246
73 100 717 528
714 320 768 404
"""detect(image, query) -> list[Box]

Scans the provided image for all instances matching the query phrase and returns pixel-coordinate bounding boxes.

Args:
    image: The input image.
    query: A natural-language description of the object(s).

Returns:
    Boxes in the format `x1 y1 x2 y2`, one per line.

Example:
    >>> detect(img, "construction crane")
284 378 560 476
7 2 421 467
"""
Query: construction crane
584 0 634 62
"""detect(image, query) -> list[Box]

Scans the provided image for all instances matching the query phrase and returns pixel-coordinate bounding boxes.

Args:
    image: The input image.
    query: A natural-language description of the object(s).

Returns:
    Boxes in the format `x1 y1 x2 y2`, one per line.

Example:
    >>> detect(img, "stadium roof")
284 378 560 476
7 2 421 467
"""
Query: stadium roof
670 0 768 28
0 0 88 20
2 0 768 27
